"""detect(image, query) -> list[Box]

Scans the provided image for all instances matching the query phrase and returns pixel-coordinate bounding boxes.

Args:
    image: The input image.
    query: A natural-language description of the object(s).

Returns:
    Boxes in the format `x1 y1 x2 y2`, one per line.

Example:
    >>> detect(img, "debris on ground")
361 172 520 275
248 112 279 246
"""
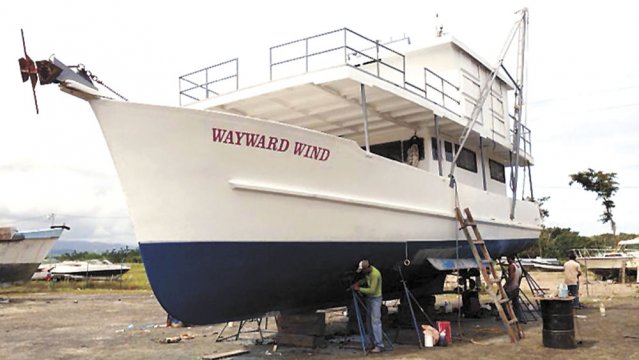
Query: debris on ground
201 349 250 359
159 336 182 344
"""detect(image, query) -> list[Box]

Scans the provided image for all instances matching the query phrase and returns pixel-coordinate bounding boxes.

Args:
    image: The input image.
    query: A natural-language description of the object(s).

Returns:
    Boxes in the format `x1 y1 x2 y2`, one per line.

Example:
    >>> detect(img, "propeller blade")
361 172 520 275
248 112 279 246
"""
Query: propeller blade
18 58 30 82
19 29 39 114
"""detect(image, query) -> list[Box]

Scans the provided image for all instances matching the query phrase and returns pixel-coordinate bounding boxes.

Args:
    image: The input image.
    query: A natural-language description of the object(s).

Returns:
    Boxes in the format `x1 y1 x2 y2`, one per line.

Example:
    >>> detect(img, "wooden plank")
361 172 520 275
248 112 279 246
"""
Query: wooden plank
201 349 250 360
276 333 326 348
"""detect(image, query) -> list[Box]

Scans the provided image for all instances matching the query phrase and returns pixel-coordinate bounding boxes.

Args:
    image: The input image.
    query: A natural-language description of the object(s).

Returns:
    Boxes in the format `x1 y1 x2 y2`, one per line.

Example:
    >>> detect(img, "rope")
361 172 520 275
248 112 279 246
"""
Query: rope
451 180 464 339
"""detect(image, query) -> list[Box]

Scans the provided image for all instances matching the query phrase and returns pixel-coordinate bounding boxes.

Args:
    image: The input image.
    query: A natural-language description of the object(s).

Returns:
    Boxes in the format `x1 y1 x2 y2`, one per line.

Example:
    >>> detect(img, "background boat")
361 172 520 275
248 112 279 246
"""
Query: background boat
0 226 68 285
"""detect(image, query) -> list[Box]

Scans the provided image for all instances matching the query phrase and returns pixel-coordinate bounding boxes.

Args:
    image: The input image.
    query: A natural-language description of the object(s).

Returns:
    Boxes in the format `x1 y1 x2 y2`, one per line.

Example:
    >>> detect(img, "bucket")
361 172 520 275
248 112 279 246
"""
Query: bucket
436 321 452 345
540 299 576 349
424 332 433 347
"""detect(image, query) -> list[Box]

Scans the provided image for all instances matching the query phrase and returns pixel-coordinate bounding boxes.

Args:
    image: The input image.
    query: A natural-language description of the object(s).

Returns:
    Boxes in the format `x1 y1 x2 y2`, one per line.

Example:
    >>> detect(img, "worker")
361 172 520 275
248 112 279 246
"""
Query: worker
352 259 384 353
504 255 526 324
564 252 582 308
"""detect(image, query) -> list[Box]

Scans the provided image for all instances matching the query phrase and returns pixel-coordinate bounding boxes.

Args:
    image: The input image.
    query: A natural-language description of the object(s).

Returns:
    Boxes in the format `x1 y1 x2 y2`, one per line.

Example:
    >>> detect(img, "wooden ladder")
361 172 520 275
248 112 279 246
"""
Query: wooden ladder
454 207 524 342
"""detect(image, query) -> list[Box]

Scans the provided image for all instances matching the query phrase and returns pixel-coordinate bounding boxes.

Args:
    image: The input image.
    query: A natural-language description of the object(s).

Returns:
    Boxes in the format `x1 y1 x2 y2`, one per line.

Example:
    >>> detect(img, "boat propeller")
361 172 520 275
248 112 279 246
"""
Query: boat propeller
18 29 106 113
18 29 43 114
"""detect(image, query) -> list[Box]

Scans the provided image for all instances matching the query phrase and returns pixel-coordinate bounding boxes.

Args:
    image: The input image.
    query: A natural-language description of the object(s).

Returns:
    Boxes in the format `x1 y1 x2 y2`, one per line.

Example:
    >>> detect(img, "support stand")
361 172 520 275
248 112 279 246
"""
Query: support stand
216 317 266 343
395 265 438 348
349 289 394 355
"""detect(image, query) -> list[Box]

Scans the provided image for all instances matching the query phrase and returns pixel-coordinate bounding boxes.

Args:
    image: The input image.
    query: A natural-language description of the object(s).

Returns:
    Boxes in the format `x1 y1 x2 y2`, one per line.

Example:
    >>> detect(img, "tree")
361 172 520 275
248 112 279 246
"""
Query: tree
569 168 619 237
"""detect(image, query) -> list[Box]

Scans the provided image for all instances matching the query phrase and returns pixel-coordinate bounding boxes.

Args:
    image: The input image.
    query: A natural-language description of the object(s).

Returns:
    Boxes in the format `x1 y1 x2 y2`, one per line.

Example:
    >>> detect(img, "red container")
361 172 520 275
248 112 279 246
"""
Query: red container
436 321 452 345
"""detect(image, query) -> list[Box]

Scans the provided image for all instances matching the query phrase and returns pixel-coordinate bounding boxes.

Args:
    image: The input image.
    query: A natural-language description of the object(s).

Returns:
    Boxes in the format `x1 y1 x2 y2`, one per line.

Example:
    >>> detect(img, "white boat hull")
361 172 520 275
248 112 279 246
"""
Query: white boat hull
0 228 64 285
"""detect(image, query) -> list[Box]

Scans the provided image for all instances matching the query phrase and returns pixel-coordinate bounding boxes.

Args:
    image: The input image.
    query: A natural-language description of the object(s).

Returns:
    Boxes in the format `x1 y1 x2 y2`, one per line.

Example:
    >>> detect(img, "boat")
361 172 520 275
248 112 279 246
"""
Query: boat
529 257 563 271
572 248 637 280
501 256 562 272
618 238 639 259
0 225 68 285
19 11 541 324
32 260 131 281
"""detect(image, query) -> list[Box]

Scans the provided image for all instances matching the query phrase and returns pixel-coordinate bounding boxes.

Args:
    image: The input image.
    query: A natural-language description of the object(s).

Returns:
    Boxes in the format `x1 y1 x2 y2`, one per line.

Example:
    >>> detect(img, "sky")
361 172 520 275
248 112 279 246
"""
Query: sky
0 1 637 245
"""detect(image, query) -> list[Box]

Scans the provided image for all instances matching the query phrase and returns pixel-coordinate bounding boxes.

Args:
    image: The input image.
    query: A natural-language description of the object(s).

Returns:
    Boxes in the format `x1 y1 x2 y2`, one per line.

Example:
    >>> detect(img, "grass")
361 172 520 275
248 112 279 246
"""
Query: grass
0 263 152 295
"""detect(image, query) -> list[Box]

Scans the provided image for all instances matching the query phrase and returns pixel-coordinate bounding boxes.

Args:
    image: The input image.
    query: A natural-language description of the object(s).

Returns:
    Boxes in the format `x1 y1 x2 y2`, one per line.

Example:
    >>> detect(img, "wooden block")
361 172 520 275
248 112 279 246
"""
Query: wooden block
276 333 325 348
276 313 326 336
201 349 250 360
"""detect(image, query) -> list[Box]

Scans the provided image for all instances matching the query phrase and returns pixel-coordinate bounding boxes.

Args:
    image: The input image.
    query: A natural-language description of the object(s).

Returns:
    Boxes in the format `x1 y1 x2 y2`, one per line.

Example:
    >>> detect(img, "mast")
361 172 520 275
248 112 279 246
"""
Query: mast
509 8 529 220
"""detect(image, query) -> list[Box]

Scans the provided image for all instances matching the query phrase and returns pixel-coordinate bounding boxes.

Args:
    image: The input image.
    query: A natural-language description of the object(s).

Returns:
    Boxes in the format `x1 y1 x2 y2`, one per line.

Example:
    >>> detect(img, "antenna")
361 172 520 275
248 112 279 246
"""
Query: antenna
435 13 445 37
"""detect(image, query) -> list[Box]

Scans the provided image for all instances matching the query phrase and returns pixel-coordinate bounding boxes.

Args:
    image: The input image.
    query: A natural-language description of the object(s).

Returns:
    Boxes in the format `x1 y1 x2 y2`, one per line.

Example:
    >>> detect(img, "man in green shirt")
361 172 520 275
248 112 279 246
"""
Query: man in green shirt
352 259 384 353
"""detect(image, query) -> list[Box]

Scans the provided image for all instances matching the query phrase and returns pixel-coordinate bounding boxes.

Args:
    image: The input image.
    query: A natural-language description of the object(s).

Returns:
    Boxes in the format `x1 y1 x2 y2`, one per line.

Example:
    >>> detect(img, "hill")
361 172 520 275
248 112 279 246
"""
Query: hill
50 240 136 256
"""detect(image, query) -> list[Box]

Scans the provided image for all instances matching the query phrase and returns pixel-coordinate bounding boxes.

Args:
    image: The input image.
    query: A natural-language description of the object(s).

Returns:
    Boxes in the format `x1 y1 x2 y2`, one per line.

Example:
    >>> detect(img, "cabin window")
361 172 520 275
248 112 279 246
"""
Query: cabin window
444 141 454 161
368 141 403 162
431 137 477 173
431 138 439 160
365 137 424 163
489 159 506 183
454 145 478 173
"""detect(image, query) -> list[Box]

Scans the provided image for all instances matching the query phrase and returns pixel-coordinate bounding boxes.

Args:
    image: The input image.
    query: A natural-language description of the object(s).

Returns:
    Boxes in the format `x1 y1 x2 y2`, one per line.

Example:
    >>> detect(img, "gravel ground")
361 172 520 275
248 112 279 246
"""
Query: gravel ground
1 272 638 359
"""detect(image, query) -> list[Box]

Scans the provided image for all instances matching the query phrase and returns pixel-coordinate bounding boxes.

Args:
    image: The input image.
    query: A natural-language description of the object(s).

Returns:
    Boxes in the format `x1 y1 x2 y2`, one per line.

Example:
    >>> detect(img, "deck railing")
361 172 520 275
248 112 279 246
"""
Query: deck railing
269 28 406 87
511 117 533 159
179 58 239 105
178 28 461 115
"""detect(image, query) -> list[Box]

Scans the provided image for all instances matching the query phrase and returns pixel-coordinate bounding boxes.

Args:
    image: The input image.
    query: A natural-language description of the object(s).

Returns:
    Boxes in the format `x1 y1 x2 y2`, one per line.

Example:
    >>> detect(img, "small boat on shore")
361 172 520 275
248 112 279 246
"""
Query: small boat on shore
522 256 564 271
572 248 637 280
0 225 68 285
32 259 130 281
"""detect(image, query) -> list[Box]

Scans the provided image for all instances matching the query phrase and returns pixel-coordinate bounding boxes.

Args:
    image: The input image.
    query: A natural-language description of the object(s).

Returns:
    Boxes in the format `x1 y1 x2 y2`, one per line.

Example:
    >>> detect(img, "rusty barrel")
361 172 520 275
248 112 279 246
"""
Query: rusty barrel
540 298 576 349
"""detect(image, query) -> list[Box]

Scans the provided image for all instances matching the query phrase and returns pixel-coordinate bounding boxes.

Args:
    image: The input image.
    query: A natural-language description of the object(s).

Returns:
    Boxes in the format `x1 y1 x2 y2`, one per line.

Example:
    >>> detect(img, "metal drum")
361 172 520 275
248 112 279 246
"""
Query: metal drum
540 298 576 349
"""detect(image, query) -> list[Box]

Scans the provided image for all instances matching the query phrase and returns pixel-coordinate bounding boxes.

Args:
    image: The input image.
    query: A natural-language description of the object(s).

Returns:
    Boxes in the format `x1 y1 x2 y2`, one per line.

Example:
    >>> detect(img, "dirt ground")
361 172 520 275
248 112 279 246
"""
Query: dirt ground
1 271 638 360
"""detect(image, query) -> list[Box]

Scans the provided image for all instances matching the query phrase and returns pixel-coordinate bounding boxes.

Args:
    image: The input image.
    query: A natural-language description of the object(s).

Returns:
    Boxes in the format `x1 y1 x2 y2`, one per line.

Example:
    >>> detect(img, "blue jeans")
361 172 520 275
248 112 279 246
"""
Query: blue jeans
366 296 384 348
567 284 579 307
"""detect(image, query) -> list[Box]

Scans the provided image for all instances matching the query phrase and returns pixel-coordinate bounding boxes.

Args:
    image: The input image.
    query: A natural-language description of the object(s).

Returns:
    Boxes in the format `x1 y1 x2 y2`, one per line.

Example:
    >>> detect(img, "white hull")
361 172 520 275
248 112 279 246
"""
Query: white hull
0 228 64 284
90 99 541 247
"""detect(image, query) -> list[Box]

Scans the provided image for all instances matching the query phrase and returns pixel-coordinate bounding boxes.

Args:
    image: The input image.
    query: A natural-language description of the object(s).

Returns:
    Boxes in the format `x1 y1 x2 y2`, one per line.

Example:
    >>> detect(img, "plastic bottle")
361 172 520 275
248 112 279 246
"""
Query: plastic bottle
444 300 452 313
439 330 447 346
599 302 606 317
558 283 568 298
424 332 433 347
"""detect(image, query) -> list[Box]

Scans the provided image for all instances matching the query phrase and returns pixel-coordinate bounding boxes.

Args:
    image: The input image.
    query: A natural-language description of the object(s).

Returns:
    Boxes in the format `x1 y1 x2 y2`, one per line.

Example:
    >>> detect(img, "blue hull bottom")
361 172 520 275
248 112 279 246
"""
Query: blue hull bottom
140 238 535 325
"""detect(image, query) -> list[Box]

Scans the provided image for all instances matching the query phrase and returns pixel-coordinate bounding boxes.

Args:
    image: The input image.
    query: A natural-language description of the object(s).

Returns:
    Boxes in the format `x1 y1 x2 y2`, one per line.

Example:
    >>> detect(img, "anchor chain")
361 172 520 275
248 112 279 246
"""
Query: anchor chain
74 64 129 101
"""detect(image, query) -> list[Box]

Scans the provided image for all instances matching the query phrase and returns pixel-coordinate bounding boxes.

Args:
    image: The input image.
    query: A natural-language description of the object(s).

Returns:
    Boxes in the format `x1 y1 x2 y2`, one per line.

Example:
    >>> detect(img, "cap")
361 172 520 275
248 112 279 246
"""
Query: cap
356 260 370 273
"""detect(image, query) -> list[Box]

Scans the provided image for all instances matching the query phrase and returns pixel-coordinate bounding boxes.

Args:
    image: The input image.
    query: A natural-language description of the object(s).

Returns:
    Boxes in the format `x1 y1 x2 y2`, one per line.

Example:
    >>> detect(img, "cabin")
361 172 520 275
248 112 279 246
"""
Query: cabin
179 28 533 196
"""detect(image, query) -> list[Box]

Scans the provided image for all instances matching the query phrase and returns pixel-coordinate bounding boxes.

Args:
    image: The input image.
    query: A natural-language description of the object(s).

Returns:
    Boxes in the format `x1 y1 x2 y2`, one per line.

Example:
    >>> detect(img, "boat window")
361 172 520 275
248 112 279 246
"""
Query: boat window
431 138 477 173
431 138 439 160
454 145 478 173
365 137 424 164
489 159 506 183
368 141 403 162
442 141 453 161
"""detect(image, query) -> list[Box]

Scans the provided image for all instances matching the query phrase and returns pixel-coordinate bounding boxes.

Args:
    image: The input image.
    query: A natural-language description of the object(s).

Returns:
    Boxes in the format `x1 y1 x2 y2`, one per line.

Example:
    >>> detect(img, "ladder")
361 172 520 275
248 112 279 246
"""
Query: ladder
454 207 524 342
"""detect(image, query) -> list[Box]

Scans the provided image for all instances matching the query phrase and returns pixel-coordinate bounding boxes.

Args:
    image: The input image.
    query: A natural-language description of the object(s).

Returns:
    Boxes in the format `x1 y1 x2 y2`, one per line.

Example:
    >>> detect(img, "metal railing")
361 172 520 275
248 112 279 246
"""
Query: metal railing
511 116 533 158
404 67 460 113
269 28 406 88
179 58 239 105
177 28 461 116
